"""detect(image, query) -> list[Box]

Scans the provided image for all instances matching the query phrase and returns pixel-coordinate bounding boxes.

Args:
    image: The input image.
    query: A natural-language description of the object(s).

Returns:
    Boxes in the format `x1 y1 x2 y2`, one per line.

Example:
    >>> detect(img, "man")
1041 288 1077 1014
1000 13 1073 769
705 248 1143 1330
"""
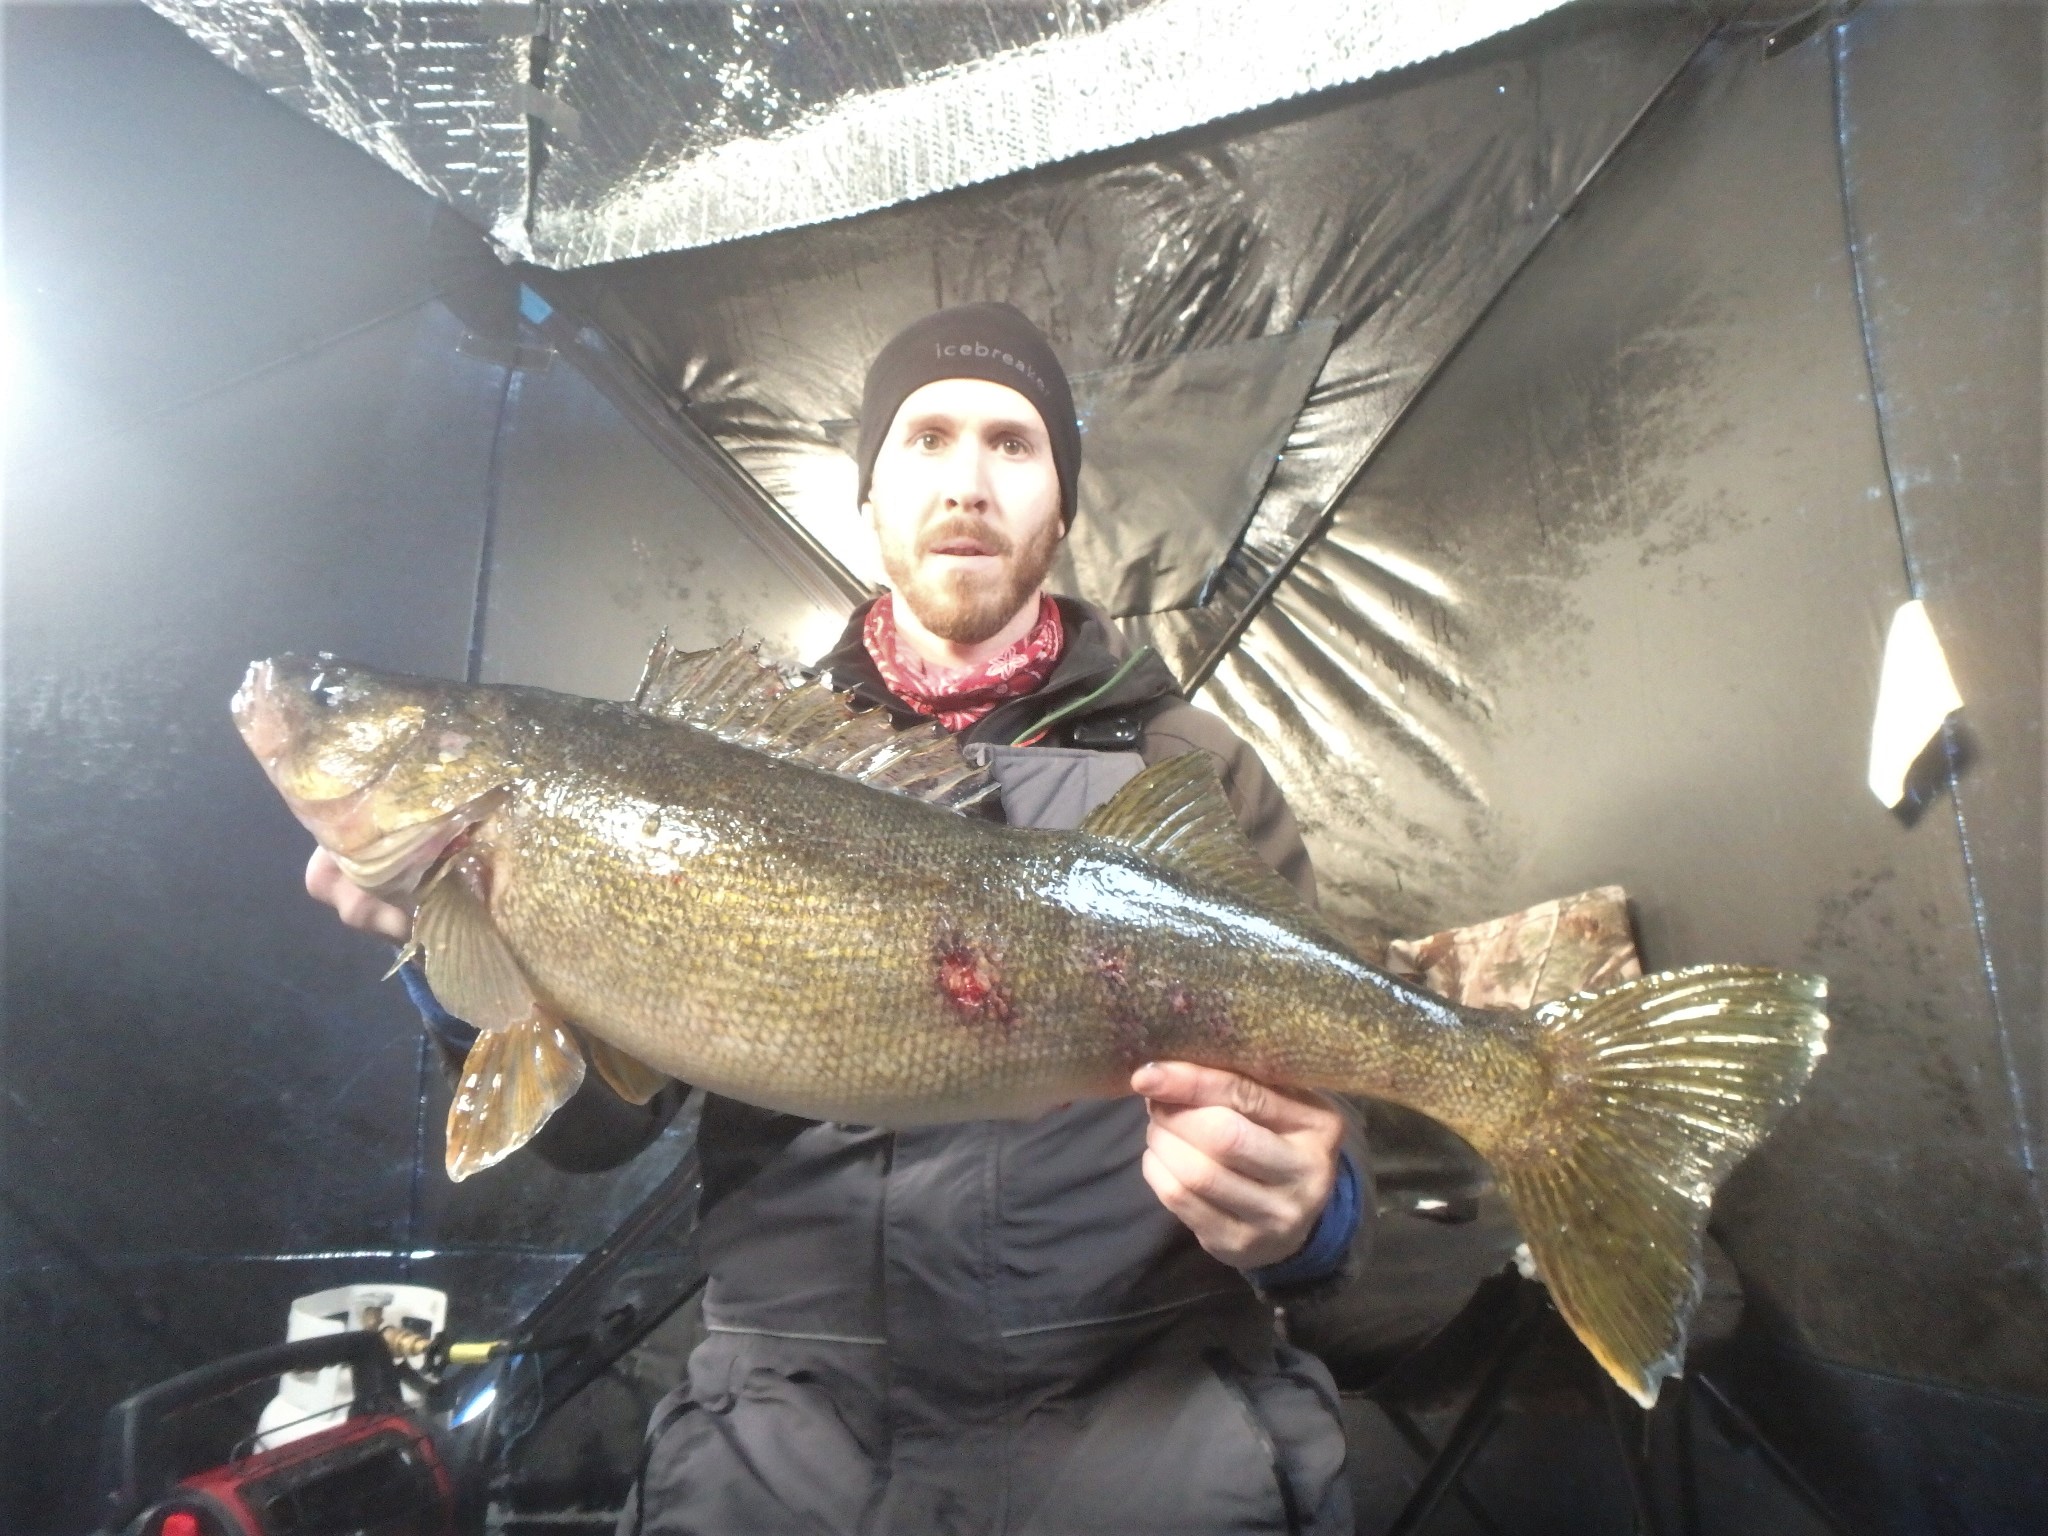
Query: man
310 303 1367 1533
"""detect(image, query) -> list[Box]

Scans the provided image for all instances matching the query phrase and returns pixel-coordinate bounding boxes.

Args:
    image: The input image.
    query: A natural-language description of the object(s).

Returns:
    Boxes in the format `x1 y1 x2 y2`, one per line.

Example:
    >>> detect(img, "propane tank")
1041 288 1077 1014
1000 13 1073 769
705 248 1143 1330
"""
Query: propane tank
252 1283 446 1449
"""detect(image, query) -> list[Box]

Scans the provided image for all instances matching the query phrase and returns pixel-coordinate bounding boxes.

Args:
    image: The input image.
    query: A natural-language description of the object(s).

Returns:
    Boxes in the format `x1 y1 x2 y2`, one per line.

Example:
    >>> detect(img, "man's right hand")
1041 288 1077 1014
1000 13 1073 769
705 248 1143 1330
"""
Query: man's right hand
305 846 412 943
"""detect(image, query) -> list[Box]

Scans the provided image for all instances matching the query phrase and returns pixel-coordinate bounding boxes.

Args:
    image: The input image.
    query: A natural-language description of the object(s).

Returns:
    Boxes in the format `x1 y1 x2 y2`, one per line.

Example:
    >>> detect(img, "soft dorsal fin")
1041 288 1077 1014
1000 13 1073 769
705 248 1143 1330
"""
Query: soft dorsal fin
631 634 997 813
1080 752 1352 952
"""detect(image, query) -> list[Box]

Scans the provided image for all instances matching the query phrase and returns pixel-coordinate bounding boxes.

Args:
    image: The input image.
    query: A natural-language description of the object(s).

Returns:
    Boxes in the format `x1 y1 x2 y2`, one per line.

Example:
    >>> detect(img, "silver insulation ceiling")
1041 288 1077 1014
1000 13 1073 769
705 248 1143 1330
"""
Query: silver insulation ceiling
144 0 1571 265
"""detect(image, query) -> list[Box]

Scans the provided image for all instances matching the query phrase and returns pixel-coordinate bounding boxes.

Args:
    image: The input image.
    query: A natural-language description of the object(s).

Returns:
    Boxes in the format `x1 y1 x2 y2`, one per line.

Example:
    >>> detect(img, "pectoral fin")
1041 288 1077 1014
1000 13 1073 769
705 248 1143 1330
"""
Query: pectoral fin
446 1012 587 1180
581 1029 669 1106
414 847 587 1179
414 850 535 1034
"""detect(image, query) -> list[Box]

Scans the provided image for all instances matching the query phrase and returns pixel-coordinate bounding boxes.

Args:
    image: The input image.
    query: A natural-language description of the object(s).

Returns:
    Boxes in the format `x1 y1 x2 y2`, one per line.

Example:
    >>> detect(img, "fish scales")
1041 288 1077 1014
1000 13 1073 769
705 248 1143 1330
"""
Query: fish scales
233 641 1829 1407
483 694 1510 1129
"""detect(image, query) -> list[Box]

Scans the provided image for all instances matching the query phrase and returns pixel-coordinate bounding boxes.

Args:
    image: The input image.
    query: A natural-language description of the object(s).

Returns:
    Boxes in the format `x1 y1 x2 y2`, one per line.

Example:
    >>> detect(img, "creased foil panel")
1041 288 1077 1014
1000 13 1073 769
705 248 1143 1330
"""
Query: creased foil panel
540 3 1161 246
142 1 535 250
537 0 1572 264
1131 18 1710 693
557 5 1709 691
1051 324 1337 617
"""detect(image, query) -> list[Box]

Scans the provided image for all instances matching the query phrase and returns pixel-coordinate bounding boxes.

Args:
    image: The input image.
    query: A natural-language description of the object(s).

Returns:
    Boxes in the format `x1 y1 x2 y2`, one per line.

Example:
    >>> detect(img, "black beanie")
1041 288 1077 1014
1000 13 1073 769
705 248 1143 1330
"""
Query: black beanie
856 302 1081 526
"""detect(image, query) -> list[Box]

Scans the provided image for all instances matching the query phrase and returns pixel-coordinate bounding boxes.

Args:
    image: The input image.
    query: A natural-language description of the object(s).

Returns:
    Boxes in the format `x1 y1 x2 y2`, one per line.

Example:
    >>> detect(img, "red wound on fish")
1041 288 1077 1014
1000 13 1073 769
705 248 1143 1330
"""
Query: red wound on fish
1170 983 1237 1051
935 932 1013 1024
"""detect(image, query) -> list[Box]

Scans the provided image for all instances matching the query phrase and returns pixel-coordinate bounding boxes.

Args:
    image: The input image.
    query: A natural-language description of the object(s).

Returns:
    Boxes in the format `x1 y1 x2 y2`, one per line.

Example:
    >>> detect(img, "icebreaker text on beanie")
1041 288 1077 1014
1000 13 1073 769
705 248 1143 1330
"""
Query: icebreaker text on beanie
856 303 1081 527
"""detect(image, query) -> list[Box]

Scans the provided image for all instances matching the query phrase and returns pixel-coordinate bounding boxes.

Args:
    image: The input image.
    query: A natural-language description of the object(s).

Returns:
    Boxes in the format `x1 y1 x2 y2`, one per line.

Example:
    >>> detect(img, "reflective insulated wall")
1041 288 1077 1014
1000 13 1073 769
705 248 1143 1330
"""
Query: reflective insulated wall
0 8 830 1531
545 2 1716 694
1204 10 2045 1528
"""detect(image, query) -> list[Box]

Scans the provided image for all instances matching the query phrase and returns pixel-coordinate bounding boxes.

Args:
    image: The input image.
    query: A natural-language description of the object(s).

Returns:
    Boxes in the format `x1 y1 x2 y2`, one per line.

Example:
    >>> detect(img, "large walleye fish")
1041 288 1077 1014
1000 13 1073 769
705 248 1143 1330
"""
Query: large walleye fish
233 637 1826 1406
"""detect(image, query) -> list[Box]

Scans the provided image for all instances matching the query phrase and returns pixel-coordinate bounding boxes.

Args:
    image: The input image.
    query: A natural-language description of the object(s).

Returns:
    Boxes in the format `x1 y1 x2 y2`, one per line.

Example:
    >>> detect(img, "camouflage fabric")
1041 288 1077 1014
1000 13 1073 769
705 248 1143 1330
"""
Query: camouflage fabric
1384 885 1643 1010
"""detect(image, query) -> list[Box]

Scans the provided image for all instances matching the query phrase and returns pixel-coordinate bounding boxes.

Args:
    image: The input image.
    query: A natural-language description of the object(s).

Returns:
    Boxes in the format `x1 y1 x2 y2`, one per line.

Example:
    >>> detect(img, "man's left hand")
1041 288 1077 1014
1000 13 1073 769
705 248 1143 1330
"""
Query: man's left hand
1131 1061 1345 1271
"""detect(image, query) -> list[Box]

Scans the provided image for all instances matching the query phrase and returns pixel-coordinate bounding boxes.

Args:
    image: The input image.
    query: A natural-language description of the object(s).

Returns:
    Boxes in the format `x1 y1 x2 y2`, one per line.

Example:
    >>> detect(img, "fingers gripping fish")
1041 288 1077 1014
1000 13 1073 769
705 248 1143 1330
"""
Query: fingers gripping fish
232 637 1828 1408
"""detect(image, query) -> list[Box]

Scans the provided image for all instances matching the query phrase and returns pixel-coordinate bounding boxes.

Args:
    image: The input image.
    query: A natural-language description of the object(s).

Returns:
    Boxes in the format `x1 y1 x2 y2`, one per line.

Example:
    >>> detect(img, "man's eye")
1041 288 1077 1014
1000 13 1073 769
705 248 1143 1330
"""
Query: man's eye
999 437 1029 456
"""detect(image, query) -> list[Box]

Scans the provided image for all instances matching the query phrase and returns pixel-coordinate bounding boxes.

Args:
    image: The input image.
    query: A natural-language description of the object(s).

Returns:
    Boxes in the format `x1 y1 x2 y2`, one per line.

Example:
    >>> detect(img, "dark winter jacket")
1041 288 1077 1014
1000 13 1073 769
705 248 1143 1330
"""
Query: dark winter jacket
409 597 1367 1534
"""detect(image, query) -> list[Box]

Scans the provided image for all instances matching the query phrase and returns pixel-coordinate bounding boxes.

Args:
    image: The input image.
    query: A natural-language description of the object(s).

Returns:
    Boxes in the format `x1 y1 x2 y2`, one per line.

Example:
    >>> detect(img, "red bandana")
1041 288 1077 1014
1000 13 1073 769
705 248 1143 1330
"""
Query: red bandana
863 595 1065 733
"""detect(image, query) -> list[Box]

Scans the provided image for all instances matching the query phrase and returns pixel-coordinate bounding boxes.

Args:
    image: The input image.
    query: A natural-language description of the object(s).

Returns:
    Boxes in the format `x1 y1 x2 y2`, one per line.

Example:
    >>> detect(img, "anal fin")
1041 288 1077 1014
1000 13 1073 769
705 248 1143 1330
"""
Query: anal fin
582 1029 669 1106
447 1011 586 1180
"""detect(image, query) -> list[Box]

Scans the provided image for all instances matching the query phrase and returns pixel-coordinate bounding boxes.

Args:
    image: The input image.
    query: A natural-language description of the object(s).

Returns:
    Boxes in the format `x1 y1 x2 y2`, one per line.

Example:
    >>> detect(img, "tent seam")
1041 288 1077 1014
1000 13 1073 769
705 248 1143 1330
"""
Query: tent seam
1828 26 2048 1242
408 355 521 1262
466 364 522 685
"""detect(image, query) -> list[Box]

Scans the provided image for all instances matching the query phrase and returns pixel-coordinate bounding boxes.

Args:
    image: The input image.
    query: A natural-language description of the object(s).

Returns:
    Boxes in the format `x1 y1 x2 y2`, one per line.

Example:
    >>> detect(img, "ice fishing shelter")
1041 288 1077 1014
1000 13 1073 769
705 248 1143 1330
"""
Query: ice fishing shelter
3 2 2042 1532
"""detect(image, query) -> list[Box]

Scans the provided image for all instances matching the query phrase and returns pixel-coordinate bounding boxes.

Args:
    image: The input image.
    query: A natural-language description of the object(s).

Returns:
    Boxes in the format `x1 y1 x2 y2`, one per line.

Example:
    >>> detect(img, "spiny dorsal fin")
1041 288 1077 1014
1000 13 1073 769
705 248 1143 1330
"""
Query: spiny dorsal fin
1079 752 1350 952
631 634 997 813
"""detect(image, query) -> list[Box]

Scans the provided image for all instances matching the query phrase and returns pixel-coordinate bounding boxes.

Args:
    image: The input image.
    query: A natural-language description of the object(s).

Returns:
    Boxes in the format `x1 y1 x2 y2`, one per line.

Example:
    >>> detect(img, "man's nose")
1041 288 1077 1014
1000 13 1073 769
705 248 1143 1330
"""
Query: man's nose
938 440 994 510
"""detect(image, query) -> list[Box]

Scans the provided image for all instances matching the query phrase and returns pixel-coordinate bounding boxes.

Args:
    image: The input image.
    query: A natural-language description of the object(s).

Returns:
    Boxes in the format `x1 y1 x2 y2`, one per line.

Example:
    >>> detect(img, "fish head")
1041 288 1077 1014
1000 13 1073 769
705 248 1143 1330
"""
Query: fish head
233 654 519 898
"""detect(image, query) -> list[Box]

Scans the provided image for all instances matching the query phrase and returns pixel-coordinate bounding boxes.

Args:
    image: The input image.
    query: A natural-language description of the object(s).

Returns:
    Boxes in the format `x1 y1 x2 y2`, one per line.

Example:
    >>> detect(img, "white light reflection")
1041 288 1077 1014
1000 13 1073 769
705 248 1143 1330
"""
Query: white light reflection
599 799 710 871
1046 855 1325 959
452 1383 498 1427
773 448 887 587
790 604 856 666
1867 598 1962 807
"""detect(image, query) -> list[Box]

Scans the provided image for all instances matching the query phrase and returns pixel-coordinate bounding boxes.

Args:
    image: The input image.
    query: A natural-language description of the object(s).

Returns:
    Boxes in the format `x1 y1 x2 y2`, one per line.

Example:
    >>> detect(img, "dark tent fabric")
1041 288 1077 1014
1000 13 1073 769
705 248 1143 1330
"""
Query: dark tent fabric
0 11 765 1527
4 3 2042 1534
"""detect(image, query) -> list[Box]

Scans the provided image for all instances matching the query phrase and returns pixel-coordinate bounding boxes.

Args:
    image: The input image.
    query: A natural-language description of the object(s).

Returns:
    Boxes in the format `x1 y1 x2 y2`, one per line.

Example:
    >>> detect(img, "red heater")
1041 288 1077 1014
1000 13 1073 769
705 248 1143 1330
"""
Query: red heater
96 1331 453 1536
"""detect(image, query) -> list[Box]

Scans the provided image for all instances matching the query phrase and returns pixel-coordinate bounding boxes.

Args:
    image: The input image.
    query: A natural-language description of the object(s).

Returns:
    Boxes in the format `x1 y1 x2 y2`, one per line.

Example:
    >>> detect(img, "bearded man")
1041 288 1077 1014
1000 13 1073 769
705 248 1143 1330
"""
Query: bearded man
309 303 1368 1535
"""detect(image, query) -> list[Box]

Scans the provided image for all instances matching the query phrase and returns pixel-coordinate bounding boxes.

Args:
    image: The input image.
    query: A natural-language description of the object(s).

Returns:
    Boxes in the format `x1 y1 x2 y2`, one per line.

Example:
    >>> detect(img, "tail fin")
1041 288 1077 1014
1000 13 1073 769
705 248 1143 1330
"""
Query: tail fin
1488 964 1828 1405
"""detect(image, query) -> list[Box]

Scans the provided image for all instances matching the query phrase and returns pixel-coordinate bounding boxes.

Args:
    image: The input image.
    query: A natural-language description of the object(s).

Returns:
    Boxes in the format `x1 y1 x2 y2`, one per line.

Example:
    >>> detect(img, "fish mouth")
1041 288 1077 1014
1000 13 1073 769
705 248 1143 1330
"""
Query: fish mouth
232 654 391 789
231 659 293 769
233 654 509 899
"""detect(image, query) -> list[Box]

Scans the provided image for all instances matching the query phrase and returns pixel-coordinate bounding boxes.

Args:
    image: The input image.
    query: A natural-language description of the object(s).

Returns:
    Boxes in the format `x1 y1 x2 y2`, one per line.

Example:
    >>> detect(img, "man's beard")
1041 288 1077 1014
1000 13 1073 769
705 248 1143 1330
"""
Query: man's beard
879 513 1064 646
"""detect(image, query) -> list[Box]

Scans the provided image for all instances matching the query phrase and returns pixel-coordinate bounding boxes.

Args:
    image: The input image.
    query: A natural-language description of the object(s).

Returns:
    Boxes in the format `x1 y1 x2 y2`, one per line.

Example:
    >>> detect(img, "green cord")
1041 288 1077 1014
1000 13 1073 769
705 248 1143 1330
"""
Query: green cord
1009 645 1155 747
